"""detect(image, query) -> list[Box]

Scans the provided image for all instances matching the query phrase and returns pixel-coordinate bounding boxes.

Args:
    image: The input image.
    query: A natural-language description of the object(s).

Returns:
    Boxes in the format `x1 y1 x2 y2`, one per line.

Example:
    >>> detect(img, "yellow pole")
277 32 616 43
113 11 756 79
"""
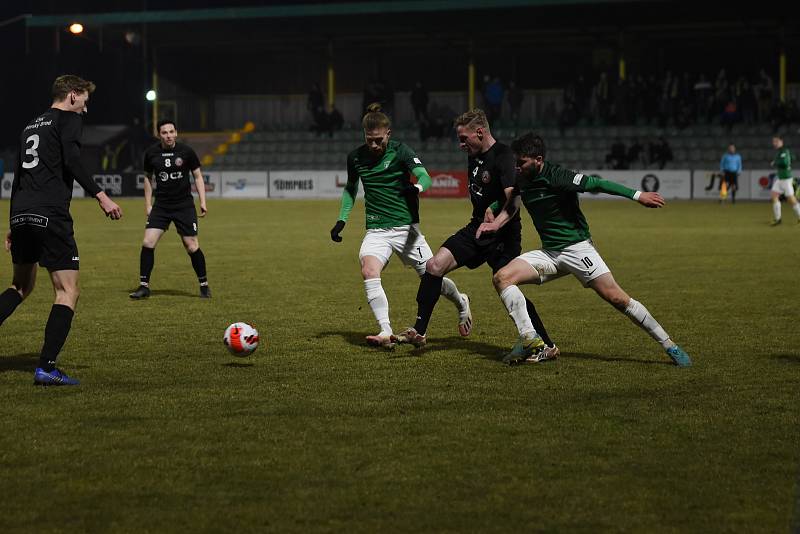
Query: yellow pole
619 58 626 81
151 68 158 136
328 64 335 108
779 51 786 103
468 60 475 110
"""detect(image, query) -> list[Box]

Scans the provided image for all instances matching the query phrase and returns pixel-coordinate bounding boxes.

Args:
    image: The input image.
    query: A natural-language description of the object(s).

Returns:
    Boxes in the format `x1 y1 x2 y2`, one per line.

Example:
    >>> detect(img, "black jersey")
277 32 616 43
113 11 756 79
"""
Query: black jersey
466 141 520 227
143 142 200 209
12 108 101 213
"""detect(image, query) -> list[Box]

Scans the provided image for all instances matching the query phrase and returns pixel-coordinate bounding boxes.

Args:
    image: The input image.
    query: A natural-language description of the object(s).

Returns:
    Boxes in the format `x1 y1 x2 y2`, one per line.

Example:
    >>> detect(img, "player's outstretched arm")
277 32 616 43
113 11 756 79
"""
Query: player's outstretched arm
192 168 207 217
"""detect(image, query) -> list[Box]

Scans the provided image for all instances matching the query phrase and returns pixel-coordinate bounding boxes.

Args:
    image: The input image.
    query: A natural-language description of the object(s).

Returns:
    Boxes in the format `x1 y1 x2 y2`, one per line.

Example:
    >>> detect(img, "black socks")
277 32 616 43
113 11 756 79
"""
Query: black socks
413 272 443 335
189 248 208 285
525 298 553 347
38 304 74 372
139 246 155 285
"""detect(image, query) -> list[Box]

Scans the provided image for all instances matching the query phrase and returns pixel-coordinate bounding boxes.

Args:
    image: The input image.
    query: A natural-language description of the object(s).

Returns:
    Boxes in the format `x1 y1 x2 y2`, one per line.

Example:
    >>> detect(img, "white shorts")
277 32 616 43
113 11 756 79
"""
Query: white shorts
771 178 795 197
359 224 432 276
516 240 610 287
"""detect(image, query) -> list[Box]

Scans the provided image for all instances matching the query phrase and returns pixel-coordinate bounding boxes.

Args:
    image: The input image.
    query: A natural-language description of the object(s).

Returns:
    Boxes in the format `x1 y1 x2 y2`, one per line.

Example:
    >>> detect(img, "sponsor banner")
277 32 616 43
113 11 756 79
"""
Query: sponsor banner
192 171 221 198
92 172 149 197
1 173 13 199
580 170 691 199
221 171 268 198
269 170 346 199
692 170 751 200
748 169 782 200
424 170 468 198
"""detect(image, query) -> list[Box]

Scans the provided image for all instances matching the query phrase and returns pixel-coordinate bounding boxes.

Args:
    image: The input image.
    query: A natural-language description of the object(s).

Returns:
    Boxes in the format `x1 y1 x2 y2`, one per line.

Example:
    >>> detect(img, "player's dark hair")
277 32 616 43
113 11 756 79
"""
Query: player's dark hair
362 103 391 131
454 108 490 133
157 119 177 133
772 133 783 140
51 75 95 102
511 132 547 160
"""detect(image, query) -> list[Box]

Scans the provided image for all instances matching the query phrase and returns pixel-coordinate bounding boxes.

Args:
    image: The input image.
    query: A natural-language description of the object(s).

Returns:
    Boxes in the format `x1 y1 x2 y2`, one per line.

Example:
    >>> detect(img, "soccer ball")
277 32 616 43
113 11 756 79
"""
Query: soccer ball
223 322 260 357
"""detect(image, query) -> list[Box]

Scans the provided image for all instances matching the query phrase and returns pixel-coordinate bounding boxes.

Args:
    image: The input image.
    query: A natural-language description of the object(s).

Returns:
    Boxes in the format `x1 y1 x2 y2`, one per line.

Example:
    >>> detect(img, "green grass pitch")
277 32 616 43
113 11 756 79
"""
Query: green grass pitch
1 197 798 532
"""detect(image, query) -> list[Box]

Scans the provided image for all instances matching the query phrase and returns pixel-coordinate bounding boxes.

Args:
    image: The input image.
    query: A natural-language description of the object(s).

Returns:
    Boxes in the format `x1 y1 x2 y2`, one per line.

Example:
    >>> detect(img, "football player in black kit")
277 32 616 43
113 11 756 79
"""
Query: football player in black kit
1 75 123 386
392 109 557 363
129 120 210 299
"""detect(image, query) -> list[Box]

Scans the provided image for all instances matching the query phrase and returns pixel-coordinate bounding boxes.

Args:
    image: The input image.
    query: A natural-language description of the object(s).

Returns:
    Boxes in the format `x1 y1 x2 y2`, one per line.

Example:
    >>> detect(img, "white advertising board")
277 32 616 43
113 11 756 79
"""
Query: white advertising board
268 170 348 199
220 171 268 199
692 170 751 200
580 170 692 200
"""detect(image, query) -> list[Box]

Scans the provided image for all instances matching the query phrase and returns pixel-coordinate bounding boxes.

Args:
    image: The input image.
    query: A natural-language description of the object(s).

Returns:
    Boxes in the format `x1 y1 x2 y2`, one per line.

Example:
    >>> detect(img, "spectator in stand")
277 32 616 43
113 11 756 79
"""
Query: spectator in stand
720 143 742 203
605 138 628 169
307 83 327 134
649 136 673 170
507 80 524 125
714 69 730 118
410 81 429 123
721 100 738 132
327 105 344 135
644 74 659 124
594 72 610 124
757 69 774 123
575 74 590 123
614 78 629 125
627 138 646 168
362 80 380 115
736 78 757 125
693 73 713 123
558 101 577 135
484 77 504 123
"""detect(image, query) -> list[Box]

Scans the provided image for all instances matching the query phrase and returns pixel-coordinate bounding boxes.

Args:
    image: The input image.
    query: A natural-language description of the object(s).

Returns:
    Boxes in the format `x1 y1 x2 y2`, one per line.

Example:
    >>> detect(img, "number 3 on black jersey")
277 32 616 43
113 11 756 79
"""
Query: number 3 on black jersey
22 134 40 169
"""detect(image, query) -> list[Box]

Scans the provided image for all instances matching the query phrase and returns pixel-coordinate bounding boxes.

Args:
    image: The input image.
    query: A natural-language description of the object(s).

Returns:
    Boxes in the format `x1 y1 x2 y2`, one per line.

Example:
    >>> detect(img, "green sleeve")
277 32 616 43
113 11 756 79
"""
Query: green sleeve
337 154 359 222
581 175 637 199
411 167 433 192
775 149 790 171
398 143 425 173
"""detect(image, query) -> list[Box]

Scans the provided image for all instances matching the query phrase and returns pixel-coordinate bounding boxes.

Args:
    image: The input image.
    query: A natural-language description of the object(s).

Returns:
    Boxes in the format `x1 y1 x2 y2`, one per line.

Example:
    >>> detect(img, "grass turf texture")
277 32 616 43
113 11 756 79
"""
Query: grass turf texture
1 197 798 533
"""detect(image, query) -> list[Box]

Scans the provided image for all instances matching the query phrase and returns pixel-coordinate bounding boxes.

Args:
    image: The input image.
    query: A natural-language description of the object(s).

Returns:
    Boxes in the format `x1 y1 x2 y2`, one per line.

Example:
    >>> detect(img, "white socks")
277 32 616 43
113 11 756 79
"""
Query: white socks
440 276 464 312
773 200 781 221
624 298 672 350
364 278 391 334
793 202 800 219
500 285 536 338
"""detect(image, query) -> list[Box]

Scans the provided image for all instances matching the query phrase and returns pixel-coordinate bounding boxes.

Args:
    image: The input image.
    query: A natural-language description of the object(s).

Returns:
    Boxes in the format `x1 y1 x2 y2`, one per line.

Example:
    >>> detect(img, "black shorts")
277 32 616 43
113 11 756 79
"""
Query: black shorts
441 220 522 273
10 207 79 271
146 204 198 236
723 171 738 188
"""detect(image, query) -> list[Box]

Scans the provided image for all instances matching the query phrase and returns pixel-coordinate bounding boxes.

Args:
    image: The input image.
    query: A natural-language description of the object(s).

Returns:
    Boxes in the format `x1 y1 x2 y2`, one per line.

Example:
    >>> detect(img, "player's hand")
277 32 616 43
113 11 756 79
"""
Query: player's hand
97 192 123 220
200 203 207 218
4 231 10 252
330 220 345 242
637 192 665 208
397 183 422 198
484 207 496 223
476 221 500 239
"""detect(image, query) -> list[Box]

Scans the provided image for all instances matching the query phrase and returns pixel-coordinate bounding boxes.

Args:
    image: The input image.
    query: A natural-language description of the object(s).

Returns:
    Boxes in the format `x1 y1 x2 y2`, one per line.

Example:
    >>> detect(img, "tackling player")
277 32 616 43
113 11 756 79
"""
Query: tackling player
768 134 798 225
479 132 691 366
0 75 123 385
393 109 556 361
129 120 211 299
330 103 470 349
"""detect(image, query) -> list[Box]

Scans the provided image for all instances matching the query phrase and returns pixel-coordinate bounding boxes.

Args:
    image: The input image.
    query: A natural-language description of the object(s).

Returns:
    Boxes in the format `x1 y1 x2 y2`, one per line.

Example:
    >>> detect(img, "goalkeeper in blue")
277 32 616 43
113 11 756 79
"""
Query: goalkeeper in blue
478 133 692 367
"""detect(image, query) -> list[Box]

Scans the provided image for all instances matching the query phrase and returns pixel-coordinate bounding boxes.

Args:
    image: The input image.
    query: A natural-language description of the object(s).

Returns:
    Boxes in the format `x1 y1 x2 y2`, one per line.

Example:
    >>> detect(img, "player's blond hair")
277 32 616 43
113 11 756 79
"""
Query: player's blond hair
51 75 96 102
454 108 491 133
362 103 391 131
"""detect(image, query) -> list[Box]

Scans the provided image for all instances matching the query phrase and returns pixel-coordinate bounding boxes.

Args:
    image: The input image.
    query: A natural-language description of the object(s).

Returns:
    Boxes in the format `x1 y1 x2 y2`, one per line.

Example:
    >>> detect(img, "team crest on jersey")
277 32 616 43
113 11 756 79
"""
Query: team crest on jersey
174 157 184 167
481 170 491 184
384 161 390 169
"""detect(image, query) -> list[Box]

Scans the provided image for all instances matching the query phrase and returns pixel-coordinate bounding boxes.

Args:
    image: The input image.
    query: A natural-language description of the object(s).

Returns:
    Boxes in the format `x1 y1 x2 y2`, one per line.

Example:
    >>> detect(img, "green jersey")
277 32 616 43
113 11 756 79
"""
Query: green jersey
339 140 428 229
772 146 793 180
517 161 637 250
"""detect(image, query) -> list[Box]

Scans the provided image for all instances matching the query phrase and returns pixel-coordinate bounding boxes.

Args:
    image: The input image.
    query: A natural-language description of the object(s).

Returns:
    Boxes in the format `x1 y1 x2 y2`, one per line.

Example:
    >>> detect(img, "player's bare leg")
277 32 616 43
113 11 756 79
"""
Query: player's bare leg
361 255 395 349
589 273 691 366
131 228 165 299
0 263 37 326
34 269 81 386
182 235 210 298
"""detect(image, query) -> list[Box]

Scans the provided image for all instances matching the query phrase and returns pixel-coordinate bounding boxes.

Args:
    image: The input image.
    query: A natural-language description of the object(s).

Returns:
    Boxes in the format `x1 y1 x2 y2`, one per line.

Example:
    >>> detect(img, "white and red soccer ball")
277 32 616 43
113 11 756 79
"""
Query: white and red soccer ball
223 322 260 357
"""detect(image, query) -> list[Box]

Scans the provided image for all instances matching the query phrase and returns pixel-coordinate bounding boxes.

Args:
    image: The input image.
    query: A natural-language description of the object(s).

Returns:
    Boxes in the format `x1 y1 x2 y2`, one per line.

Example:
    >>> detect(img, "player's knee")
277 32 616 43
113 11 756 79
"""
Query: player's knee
360 265 380 279
11 282 33 300
184 240 199 253
492 269 512 291
425 256 446 277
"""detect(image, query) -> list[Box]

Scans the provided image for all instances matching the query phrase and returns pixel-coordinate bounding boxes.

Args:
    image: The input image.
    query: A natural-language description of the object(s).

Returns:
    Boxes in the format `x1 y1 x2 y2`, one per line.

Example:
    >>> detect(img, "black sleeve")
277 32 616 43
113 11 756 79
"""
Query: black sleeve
497 148 517 189
61 114 101 197
187 148 201 171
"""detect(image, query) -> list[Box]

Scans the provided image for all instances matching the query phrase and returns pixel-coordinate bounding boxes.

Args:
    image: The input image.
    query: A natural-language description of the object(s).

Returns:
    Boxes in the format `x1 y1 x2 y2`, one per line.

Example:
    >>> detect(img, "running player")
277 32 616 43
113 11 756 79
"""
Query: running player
480 132 691 366
769 134 798 225
393 109 555 360
330 103 470 349
0 75 123 385
129 120 210 299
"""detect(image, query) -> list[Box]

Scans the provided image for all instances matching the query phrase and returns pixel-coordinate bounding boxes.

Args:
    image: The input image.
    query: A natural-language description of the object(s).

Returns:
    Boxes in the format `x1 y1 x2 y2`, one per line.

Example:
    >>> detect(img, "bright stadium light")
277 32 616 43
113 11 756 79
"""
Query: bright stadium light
68 23 84 34
145 90 156 101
